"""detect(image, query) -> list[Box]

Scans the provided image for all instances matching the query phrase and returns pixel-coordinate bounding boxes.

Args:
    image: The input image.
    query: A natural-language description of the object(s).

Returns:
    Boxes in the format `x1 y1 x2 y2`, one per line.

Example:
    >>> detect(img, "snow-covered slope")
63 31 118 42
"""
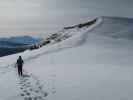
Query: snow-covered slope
0 16 133 100
90 16 133 39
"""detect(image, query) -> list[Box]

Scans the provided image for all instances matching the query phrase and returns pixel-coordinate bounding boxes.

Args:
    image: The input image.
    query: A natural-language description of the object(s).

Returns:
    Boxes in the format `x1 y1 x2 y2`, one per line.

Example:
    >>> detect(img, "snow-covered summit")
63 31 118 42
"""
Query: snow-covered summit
0 16 133 100
90 16 133 40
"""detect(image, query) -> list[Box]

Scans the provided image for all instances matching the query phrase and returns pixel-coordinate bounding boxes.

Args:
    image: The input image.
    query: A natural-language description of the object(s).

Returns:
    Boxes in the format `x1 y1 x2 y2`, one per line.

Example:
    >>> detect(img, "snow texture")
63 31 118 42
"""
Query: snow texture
0 16 133 100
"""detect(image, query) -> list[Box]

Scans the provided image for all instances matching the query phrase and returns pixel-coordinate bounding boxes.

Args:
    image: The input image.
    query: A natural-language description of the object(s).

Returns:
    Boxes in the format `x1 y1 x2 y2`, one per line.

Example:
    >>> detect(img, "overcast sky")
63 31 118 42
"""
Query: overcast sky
0 0 133 36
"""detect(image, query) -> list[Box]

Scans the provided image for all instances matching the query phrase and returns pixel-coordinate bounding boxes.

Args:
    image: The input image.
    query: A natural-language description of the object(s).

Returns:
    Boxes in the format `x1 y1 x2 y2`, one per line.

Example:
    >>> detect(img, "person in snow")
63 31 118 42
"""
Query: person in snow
16 56 24 76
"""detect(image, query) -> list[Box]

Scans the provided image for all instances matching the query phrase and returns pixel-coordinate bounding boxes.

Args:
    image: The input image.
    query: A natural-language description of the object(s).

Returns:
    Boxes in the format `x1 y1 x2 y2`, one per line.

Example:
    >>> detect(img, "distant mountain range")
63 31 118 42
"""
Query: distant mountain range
0 36 42 48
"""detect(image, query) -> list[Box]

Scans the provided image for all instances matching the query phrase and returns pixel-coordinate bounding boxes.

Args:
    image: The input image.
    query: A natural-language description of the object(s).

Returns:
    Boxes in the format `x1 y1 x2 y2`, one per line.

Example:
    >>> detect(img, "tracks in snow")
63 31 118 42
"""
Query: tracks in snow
18 71 48 100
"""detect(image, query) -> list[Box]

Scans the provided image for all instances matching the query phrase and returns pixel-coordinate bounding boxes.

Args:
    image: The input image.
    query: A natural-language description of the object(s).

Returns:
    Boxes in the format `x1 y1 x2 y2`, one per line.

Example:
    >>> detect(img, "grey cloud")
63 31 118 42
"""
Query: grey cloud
0 0 133 35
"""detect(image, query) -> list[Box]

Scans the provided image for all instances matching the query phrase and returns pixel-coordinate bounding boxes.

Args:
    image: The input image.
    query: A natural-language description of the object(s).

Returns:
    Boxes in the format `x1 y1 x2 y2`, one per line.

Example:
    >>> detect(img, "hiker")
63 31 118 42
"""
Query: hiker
16 56 24 76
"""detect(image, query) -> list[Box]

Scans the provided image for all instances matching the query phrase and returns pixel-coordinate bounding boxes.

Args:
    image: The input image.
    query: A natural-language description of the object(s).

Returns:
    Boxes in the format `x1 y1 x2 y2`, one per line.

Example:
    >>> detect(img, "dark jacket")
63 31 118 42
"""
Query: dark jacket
17 57 24 66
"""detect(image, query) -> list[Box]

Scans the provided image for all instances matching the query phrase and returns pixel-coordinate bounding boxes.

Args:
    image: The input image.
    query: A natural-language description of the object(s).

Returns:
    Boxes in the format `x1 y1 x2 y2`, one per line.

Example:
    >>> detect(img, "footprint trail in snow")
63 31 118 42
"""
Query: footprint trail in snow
18 72 48 100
